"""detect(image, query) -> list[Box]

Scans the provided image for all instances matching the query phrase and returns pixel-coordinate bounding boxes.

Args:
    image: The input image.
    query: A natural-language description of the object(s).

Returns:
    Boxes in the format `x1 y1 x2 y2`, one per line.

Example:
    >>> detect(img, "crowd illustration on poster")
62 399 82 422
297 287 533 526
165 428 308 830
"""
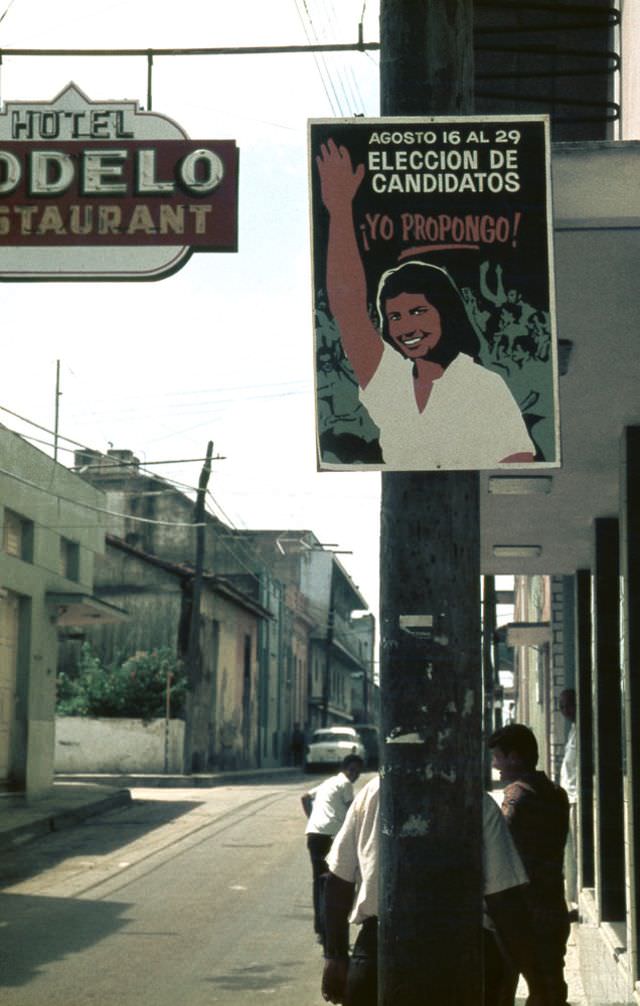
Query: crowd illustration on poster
309 117 559 472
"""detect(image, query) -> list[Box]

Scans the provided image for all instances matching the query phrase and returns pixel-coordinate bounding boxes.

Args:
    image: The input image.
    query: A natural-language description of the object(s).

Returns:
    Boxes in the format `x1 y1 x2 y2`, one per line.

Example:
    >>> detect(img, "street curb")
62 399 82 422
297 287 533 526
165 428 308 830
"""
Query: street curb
50 788 133 831
0 788 132 852
54 767 305 789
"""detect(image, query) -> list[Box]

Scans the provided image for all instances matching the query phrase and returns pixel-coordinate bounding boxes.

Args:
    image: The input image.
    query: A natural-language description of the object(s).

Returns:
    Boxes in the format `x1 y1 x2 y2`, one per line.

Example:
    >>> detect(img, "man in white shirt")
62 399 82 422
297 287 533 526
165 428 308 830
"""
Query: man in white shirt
321 776 550 1006
559 688 577 910
301 754 364 946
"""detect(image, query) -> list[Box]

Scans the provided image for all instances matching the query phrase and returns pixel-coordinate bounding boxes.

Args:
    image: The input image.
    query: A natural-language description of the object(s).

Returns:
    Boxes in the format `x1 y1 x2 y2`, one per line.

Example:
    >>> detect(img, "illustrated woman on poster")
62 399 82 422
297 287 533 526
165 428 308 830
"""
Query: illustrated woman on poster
316 138 535 469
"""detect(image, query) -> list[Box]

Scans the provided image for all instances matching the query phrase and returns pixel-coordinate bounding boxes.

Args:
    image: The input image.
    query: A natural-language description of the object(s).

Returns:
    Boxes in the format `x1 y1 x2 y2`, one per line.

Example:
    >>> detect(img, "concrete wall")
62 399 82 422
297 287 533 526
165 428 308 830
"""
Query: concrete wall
55 716 184 773
513 574 551 772
0 429 107 795
549 575 576 784
201 587 260 771
622 0 640 141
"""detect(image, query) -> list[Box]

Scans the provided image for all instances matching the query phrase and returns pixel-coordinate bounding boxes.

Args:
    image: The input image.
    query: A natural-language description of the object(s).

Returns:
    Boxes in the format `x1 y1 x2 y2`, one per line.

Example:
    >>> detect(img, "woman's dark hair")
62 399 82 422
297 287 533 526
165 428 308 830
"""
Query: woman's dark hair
376 261 480 367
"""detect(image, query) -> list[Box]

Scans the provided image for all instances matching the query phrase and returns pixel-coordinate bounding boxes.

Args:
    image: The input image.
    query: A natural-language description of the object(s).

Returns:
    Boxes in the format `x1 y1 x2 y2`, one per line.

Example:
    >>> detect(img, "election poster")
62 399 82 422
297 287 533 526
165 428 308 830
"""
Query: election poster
309 116 559 471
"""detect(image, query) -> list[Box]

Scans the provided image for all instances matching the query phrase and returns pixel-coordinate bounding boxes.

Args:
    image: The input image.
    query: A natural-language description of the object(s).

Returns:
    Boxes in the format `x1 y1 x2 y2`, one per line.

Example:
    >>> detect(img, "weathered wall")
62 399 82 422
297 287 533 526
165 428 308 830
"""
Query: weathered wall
514 574 551 773
205 590 260 770
0 429 107 795
55 716 184 773
549 575 576 783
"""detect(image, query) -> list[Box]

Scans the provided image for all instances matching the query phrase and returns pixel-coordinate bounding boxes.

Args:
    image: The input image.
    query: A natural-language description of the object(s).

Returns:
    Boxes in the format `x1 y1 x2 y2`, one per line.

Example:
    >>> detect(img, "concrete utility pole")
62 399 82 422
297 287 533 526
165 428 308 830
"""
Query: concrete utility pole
378 3 484 1004
183 439 214 773
322 566 336 727
483 575 497 782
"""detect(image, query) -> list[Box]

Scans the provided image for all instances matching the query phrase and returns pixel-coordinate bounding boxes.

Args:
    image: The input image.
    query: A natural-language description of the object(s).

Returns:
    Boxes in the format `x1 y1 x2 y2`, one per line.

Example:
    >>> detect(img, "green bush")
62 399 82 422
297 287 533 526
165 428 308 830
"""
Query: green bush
57 643 187 721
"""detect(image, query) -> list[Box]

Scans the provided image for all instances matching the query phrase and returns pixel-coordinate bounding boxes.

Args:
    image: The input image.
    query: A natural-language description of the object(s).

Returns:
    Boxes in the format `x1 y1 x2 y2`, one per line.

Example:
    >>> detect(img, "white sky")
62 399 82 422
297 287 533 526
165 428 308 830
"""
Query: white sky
0 0 383 612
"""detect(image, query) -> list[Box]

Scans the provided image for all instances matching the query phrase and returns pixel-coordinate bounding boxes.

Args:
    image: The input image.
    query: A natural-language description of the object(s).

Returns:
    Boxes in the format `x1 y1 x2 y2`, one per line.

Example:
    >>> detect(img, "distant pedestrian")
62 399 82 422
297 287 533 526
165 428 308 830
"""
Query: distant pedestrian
559 689 577 911
302 754 364 947
490 723 570 1005
291 722 305 767
321 774 551 1006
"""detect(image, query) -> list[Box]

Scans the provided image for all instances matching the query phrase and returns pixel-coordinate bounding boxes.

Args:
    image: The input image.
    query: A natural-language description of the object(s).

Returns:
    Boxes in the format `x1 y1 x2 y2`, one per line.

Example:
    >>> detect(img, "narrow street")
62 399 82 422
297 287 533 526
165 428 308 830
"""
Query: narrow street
0 776 351 1006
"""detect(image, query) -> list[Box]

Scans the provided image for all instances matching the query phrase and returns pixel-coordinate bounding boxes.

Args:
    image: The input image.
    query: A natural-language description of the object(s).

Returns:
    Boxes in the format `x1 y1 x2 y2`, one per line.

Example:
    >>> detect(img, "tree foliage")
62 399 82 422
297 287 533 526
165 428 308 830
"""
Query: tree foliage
57 643 187 721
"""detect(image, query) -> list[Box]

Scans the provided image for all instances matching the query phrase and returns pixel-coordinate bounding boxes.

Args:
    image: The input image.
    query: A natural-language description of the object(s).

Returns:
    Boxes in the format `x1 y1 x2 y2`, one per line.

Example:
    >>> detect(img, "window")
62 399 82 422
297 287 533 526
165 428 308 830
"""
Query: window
60 537 80 581
3 509 33 562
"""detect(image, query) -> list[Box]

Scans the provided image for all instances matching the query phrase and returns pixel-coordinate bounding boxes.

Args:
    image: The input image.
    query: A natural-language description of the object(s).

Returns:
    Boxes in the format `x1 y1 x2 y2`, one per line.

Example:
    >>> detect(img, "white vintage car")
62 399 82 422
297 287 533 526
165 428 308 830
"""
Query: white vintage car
304 726 366 773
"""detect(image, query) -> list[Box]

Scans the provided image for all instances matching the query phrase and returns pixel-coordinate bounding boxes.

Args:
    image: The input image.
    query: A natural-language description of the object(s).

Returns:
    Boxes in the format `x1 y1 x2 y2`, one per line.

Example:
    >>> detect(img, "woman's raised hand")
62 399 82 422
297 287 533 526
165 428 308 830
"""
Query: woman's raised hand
316 138 365 213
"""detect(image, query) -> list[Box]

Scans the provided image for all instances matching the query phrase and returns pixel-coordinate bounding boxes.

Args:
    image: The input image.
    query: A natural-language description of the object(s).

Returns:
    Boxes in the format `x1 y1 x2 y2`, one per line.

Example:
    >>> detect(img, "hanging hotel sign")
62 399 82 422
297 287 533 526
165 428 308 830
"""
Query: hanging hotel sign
0 83 239 280
309 116 559 472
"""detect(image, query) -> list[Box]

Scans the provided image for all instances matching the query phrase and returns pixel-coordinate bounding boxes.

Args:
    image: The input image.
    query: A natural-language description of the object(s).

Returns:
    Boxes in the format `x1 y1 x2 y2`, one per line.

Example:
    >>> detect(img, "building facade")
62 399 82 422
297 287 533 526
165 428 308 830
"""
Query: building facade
0 427 120 795
500 565 640 1006
72 452 375 769
234 530 376 738
65 534 271 772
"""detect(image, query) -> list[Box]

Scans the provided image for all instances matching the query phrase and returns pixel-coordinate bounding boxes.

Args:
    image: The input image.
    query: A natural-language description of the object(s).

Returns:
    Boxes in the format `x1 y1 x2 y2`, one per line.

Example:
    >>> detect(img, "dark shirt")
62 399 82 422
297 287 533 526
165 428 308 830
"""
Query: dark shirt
502 770 569 916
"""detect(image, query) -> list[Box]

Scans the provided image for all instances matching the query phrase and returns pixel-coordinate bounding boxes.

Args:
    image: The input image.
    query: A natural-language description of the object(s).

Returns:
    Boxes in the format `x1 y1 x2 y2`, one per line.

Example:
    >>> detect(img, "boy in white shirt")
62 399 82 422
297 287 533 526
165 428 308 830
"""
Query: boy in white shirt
301 754 364 946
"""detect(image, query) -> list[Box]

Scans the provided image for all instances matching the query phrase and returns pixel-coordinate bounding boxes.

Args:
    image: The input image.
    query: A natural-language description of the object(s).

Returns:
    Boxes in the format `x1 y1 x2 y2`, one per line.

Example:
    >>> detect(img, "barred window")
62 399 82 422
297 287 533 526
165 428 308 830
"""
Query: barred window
3 509 33 562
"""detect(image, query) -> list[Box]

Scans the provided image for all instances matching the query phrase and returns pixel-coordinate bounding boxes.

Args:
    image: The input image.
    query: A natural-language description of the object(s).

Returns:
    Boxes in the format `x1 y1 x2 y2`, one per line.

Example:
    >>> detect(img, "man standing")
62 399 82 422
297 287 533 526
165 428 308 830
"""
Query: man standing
290 722 305 767
489 723 570 1005
321 774 552 1006
302 754 364 946
559 688 577 912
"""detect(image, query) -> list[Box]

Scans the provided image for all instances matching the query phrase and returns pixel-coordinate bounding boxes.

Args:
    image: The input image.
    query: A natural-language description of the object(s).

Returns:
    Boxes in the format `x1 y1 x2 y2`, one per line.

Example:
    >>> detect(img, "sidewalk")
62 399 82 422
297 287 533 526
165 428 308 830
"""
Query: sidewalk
0 782 132 852
54 766 303 789
0 767 303 852
514 923 587 1005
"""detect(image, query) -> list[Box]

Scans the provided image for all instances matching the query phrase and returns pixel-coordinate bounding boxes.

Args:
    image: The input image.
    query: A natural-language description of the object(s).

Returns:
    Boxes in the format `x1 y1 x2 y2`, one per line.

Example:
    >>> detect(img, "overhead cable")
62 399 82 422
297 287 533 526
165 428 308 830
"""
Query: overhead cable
0 466 205 528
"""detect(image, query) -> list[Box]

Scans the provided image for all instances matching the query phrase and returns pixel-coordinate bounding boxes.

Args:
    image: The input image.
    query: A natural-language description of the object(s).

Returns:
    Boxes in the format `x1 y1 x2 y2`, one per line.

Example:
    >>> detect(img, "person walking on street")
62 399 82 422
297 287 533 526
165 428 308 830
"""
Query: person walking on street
489 723 570 1005
291 722 305 767
321 774 552 1006
559 689 578 914
302 754 364 947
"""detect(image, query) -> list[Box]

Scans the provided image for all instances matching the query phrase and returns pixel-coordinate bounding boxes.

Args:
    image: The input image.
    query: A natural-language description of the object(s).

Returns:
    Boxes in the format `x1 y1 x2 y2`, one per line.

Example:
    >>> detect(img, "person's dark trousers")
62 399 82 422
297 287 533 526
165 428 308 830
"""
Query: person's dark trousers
484 914 570 1006
307 833 333 941
484 928 508 1006
346 916 377 1006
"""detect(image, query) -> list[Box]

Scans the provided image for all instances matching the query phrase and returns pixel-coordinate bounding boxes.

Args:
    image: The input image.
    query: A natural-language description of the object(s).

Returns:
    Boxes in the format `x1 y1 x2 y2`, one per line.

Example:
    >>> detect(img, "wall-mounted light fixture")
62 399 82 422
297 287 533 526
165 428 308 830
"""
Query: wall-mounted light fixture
492 545 542 558
488 476 553 495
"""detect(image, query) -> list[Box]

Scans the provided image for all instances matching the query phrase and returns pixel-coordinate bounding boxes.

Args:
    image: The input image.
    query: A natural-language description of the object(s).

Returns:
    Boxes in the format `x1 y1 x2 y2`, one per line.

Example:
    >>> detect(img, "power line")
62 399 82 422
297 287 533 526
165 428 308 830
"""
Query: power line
2 425 203 498
0 407 217 498
73 455 224 469
1 416 270 577
319 0 360 114
295 0 343 115
0 0 17 29
70 388 307 421
0 465 206 528
67 378 309 405
12 430 219 471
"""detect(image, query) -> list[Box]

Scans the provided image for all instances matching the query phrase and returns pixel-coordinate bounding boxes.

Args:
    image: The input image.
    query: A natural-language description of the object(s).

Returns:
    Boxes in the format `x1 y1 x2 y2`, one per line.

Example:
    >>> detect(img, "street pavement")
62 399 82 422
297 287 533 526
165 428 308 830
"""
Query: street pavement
1 773 331 1005
0 767 301 852
0 771 588 1005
